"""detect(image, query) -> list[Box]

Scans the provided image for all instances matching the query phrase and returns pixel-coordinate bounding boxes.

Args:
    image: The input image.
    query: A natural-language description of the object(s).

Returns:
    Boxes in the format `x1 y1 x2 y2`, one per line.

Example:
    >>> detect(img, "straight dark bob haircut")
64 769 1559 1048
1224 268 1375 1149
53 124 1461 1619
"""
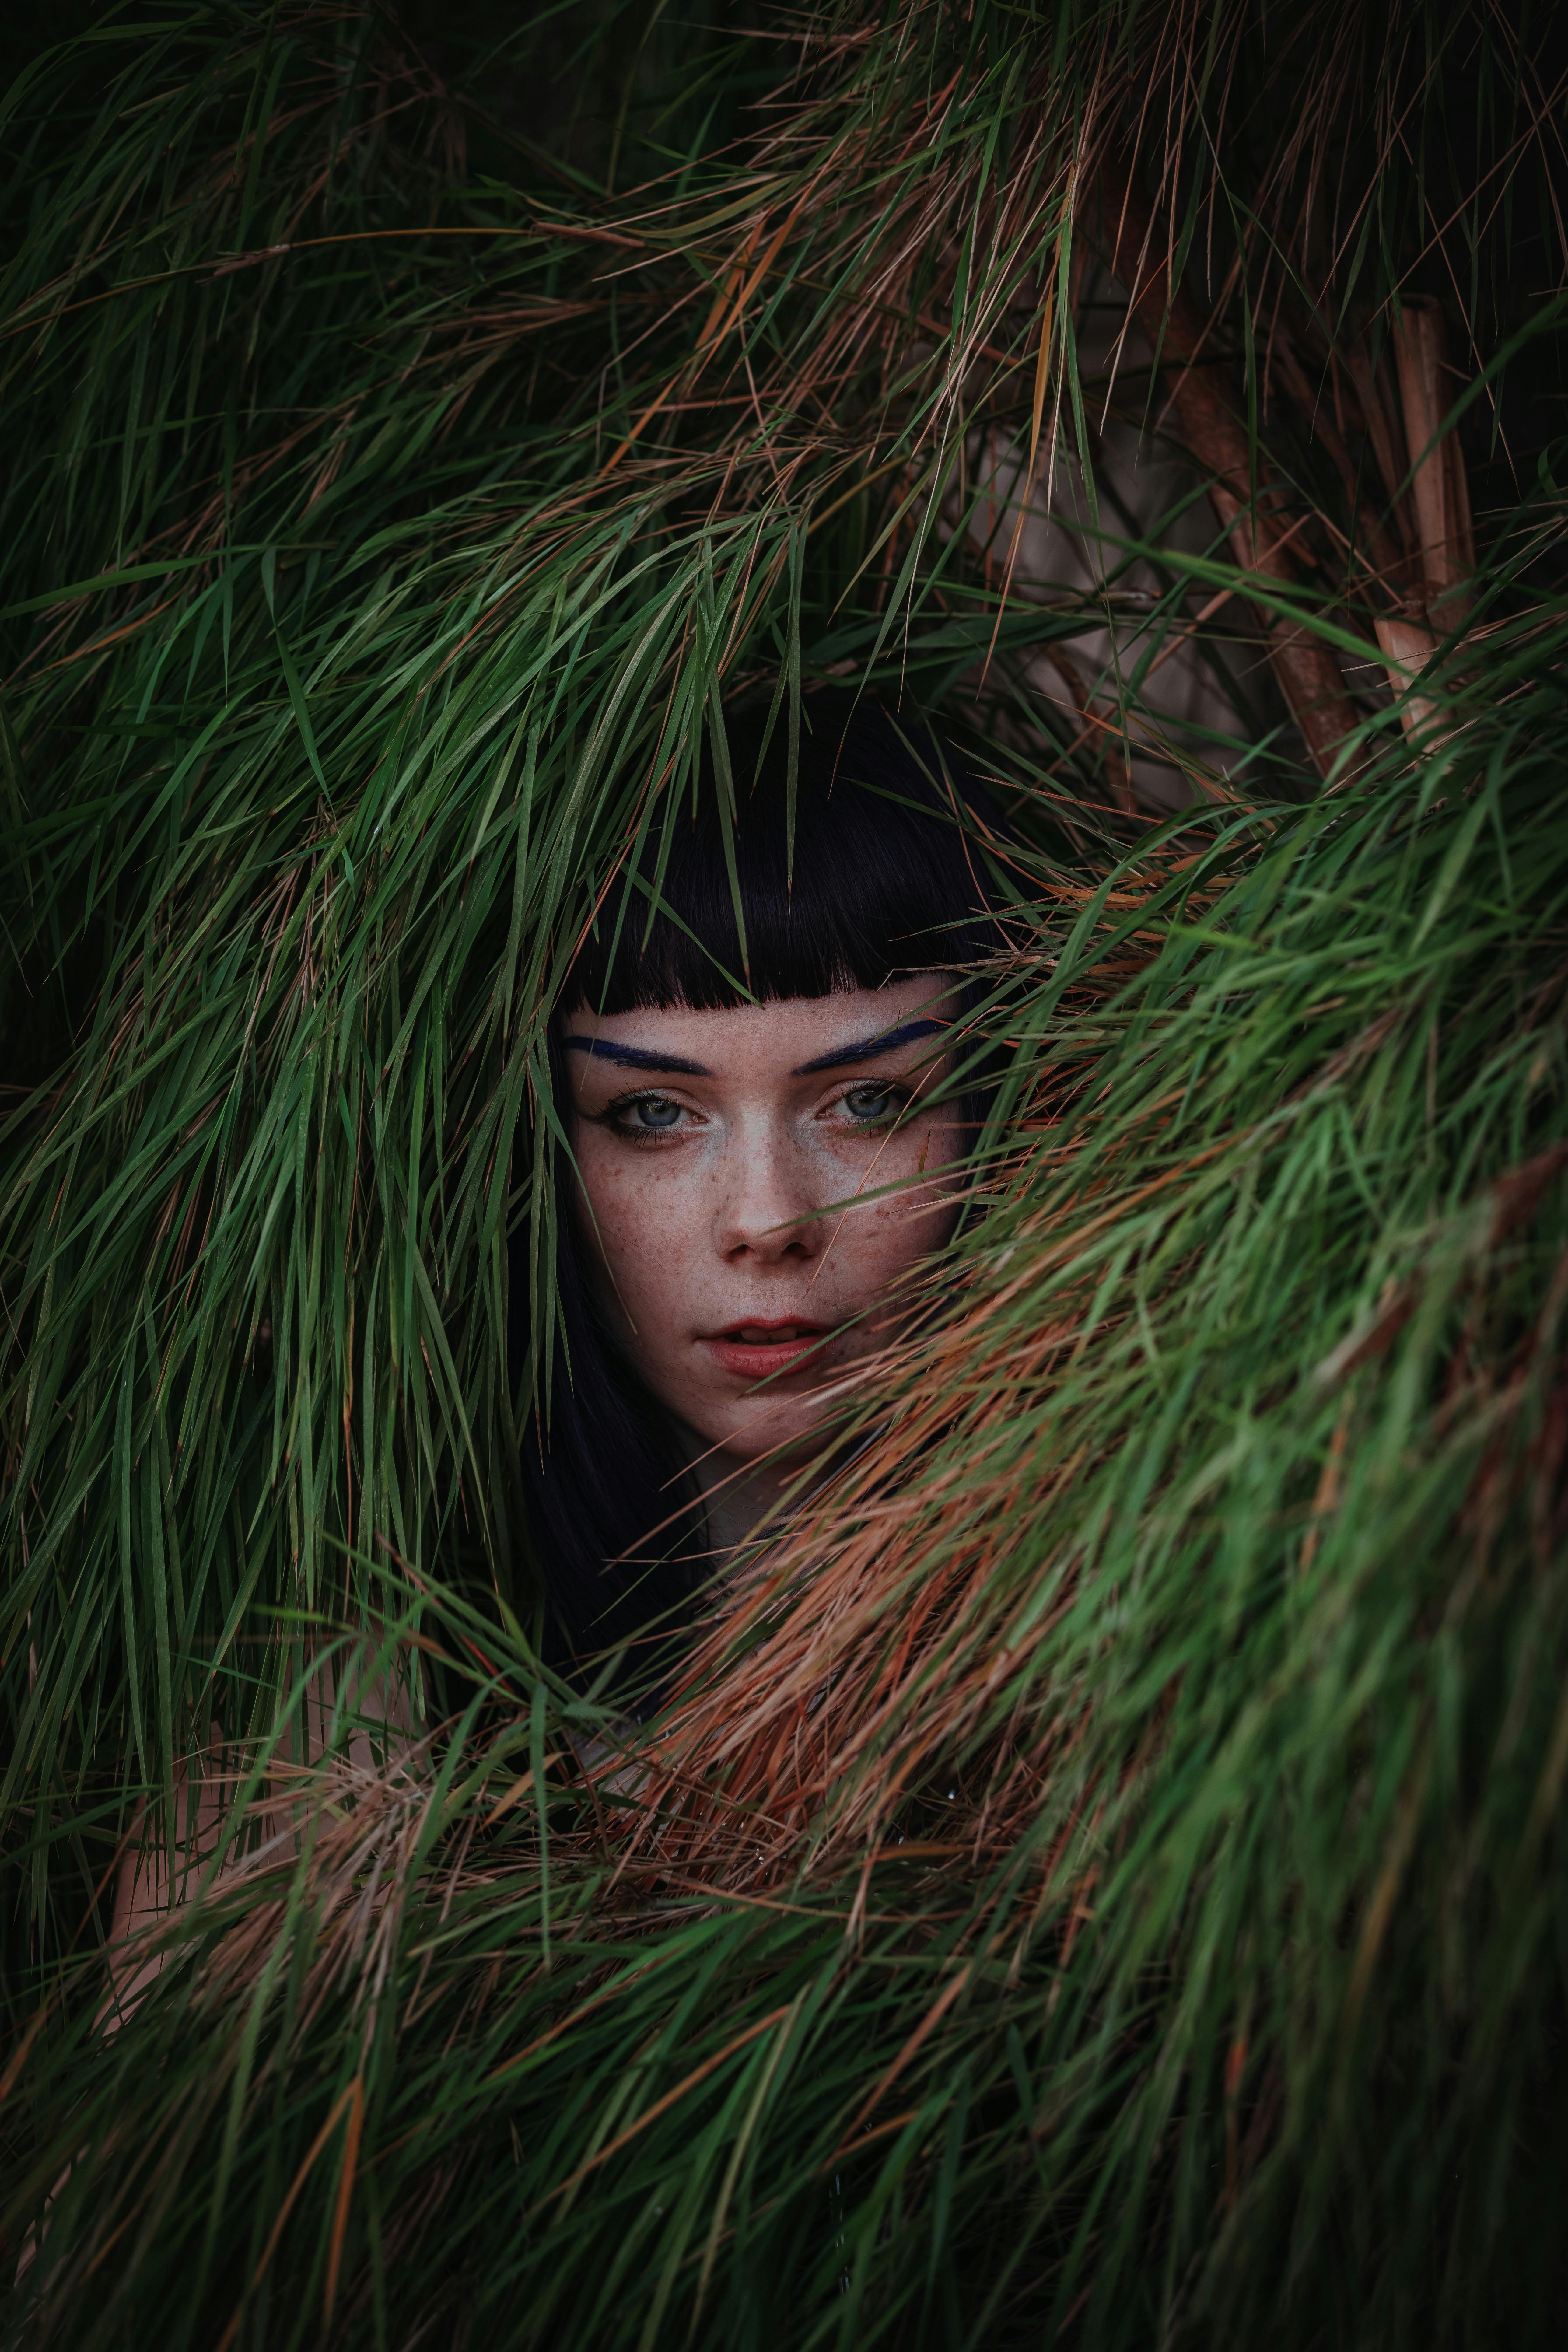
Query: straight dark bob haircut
566 691 1008 1014
513 691 1012 1680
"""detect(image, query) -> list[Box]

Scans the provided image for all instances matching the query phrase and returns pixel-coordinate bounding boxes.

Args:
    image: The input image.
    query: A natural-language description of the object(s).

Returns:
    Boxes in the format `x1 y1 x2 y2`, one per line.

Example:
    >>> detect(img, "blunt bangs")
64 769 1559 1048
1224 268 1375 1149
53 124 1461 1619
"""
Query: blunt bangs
565 694 1005 1014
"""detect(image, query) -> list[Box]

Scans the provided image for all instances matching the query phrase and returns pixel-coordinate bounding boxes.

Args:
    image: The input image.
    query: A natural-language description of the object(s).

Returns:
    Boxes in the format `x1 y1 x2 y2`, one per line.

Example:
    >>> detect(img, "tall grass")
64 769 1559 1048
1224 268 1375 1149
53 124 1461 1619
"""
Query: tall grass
3 1 1566 2343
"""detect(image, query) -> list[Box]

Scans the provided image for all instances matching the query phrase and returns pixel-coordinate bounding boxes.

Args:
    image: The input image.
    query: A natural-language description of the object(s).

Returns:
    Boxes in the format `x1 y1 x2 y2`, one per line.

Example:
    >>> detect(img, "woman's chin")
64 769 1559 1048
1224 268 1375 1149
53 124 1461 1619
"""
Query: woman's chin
694 1399 834 1475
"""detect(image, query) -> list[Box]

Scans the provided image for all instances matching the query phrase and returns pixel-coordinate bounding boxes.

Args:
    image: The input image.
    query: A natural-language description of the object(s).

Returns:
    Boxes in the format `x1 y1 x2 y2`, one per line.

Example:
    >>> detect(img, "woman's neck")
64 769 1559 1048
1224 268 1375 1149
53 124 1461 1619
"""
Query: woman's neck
690 1447 818 1562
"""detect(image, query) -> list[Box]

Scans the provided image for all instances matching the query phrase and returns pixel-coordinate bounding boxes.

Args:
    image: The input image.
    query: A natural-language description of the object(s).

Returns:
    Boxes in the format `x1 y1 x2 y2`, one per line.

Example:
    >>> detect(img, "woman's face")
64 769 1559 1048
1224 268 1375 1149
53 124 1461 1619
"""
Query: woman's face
562 975 963 1504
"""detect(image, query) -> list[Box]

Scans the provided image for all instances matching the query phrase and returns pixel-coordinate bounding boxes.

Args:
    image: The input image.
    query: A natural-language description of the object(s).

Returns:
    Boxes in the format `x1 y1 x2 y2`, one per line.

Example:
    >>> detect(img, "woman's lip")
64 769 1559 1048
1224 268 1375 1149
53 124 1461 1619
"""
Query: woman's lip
703 1325 834 1379
712 1319 829 1340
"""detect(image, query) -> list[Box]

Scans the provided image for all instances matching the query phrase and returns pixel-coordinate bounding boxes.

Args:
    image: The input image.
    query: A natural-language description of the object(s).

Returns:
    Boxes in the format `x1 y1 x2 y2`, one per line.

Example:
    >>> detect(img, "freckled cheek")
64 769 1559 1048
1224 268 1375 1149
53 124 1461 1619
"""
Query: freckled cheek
839 1185 948 1289
572 1148 710 1318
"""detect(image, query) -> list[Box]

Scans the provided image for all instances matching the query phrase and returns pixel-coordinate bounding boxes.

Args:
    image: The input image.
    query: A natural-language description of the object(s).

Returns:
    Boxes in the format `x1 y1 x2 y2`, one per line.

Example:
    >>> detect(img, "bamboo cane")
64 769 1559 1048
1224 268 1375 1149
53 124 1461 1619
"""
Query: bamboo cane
1392 296 1475 631
1365 302 1475 733
1372 614 1442 742
1097 159 1362 782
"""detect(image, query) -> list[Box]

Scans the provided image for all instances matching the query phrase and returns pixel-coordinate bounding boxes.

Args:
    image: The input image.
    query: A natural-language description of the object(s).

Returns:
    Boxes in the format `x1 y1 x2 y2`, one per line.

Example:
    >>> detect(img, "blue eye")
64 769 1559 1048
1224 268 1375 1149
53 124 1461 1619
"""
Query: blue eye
625 1095 682 1132
842 1083 898 1123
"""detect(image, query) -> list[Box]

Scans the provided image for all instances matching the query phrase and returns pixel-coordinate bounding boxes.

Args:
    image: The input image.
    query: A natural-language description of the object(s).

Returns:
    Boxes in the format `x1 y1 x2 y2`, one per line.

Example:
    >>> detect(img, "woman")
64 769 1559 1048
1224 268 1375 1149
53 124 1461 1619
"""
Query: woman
100 690 1011 1967
516 689 1013 1682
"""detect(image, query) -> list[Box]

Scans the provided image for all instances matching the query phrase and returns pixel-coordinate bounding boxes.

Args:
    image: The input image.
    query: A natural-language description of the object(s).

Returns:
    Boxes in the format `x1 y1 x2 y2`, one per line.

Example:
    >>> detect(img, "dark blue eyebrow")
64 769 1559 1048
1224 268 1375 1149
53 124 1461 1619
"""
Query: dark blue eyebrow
562 1016 948 1081
792 1018 948 1075
561 1037 711 1075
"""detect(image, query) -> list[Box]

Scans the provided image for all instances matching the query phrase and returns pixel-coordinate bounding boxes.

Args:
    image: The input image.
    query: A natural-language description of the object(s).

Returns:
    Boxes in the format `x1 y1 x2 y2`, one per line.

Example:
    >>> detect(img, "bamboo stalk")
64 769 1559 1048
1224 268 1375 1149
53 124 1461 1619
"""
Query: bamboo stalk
1392 297 1475 631
1097 159 1361 782
1372 615 1442 740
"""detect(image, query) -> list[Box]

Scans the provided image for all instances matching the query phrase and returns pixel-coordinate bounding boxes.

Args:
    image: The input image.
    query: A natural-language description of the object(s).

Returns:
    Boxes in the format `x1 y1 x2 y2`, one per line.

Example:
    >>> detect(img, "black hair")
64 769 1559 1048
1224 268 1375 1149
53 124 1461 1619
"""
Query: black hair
509 691 1010 1678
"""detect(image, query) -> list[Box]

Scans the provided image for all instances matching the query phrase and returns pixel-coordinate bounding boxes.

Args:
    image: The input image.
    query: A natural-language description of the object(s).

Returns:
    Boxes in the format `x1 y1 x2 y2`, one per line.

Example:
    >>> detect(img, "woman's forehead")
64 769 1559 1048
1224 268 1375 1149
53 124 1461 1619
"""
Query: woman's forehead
561 975 957 1080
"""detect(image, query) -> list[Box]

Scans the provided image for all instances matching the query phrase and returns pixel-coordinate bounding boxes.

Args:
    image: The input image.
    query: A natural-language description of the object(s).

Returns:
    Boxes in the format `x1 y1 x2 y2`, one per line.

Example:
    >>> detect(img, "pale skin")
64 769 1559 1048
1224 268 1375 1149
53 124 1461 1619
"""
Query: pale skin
562 972 965 1553
18 1680 408 2280
99 1662 409 2030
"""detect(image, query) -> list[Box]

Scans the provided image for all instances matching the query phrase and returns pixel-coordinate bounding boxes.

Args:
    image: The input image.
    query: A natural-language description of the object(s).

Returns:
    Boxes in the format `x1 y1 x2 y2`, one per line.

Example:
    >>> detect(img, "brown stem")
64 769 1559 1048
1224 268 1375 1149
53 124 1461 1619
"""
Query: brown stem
1096 159 1362 782
1271 332 1405 596
1342 338 1416 560
1392 297 1475 631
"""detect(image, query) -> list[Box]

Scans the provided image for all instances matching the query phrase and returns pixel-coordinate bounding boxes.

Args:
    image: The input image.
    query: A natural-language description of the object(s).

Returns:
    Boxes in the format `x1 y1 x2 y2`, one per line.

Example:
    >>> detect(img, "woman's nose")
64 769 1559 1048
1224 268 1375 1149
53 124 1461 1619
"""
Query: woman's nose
713 1128 822 1262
